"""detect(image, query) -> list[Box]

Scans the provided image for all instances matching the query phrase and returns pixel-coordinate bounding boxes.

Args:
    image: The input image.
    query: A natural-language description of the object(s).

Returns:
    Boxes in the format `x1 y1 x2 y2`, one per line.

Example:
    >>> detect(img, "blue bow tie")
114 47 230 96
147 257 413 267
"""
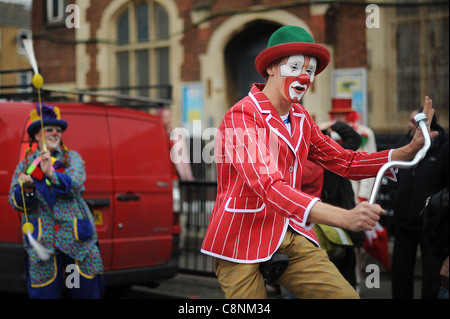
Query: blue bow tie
283 116 290 124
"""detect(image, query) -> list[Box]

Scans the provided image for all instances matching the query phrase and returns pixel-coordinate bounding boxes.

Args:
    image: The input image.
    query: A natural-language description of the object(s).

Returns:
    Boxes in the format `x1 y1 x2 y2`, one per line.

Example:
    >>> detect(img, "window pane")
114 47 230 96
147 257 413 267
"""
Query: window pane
52 0 59 18
396 23 420 111
395 3 419 17
154 2 169 40
156 47 170 98
117 52 129 95
19 72 31 93
427 16 449 113
46 0 63 22
136 49 149 97
117 9 129 45
136 3 149 42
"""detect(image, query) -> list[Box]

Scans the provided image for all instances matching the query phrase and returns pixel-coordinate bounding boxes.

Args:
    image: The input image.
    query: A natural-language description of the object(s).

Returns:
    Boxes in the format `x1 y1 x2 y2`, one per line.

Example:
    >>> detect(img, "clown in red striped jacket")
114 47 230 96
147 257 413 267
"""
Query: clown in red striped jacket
201 25 436 300
201 84 396 263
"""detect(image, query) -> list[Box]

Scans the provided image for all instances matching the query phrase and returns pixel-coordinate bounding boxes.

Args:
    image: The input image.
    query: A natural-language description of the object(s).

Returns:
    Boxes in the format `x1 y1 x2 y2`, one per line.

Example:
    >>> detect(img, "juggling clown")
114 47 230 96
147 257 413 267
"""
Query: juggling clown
9 102 104 299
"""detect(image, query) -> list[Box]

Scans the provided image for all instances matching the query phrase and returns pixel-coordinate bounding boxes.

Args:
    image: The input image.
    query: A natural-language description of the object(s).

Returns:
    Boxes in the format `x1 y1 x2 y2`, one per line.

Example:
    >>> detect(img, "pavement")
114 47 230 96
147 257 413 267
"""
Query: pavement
129 240 423 300
1 240 423 300
128 270 421 299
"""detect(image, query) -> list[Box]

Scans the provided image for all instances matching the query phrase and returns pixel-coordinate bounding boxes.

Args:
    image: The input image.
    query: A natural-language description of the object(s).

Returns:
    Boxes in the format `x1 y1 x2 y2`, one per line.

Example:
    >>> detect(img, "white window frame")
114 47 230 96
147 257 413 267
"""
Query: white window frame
18 72 33 93
46 0 65 24
17 29 32 55
114 1 170 98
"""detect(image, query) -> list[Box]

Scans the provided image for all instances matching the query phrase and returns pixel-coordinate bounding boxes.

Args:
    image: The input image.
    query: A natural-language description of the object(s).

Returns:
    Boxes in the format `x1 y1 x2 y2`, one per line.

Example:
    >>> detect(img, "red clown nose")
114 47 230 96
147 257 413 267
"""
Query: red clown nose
298 74 311 85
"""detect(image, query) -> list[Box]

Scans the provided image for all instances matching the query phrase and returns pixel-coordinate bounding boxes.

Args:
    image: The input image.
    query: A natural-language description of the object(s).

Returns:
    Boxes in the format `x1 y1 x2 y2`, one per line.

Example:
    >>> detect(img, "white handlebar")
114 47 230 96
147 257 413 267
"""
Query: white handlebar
368 113 431 204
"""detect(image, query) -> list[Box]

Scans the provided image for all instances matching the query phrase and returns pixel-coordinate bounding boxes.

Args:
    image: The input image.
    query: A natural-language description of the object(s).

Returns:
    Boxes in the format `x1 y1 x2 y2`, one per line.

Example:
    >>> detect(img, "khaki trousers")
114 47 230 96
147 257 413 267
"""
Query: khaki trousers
214 229 359 299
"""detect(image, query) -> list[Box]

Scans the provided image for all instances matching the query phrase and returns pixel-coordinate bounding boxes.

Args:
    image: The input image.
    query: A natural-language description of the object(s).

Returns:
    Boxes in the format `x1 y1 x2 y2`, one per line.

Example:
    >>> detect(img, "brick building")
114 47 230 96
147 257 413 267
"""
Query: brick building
30 0 448 133
0 2 32 93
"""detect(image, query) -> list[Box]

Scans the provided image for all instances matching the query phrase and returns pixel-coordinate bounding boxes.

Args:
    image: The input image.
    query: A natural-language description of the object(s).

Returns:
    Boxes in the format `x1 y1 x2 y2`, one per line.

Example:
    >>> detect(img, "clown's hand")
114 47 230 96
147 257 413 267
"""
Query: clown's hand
410 96 439 152
392 96 438 162
40 150 53 179
346 201 384 232
18 172 34 187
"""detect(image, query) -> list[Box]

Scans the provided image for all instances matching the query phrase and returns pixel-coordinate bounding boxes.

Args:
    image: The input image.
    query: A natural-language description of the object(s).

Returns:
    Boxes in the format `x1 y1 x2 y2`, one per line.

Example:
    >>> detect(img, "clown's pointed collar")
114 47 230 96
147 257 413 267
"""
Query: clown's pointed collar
249 84 305 155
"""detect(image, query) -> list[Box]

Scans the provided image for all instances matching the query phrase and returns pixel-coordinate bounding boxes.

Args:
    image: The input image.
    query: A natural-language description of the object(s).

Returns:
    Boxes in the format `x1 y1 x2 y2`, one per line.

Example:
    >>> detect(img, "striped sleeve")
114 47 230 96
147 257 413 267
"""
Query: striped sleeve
307 120 394 181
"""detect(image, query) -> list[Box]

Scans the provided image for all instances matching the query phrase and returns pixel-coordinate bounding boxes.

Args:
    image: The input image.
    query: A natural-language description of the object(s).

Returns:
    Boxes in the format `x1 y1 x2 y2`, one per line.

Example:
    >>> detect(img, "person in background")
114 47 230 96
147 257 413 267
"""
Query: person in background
160 107 195 181
327 98 389 277
390 108 448 299
316 120 365 289
327 98 377 204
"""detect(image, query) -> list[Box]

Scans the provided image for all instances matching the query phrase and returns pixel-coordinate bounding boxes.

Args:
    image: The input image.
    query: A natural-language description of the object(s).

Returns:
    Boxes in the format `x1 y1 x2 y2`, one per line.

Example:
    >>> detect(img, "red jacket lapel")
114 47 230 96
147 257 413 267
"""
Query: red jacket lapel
249 84 303 156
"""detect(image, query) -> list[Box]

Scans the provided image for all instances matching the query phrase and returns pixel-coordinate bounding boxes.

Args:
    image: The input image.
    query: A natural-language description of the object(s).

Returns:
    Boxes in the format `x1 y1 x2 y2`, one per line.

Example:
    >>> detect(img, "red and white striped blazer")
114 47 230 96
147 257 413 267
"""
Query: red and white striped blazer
201 84 394 263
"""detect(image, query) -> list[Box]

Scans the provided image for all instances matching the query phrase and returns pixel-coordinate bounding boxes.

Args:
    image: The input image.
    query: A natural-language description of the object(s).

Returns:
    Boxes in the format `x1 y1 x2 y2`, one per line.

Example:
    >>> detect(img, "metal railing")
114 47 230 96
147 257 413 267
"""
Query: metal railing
178 180 217 276
0 68 172 109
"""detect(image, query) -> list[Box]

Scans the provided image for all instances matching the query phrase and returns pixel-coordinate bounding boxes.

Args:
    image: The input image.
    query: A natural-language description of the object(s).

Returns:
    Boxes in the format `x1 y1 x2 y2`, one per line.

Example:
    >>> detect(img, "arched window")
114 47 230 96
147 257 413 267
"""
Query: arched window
394 5 448 114
115 1 170 99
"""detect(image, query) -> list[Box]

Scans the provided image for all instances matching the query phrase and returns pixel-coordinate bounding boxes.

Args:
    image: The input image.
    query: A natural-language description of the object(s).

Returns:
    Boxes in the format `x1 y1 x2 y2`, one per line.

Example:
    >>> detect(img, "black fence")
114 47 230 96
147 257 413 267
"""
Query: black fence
177 178 396 276
0 68 172 110
178 180 217 276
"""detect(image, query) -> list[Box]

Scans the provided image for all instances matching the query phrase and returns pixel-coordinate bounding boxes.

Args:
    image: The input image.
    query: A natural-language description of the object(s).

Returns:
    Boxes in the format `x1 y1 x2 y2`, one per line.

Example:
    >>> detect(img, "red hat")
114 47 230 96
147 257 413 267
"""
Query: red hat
255 25 330 78
329 98 354 114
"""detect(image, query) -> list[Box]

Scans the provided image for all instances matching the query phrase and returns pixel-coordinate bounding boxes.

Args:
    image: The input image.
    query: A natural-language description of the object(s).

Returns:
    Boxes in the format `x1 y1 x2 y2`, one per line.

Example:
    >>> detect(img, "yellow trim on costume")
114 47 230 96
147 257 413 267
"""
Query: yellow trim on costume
12 195 24 211
74 218 79 241
74 259 98 279
37 218 42 242
30 255 58 288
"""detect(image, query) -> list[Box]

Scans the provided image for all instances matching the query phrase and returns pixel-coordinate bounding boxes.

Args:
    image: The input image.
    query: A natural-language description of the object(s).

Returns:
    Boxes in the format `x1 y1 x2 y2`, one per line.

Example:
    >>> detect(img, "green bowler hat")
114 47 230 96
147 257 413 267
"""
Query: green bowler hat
255 25 330 77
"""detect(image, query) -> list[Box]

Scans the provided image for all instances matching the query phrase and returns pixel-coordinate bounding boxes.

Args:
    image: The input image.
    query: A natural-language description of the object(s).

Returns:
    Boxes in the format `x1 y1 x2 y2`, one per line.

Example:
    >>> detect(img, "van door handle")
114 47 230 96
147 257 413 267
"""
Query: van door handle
85 198 110 207
117 194 141 201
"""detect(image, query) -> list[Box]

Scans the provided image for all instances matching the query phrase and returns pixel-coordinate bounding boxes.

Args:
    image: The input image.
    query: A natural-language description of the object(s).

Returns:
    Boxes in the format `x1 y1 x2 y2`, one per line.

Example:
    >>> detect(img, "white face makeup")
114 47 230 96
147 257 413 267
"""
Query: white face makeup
45 134 61 150
280 55 317 103
36 126 62 151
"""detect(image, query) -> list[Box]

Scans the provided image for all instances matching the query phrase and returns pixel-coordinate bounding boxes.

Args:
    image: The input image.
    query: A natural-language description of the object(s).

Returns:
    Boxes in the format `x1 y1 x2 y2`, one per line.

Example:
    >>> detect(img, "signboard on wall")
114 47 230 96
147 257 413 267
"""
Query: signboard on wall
181 82 203 137
331 68 368 125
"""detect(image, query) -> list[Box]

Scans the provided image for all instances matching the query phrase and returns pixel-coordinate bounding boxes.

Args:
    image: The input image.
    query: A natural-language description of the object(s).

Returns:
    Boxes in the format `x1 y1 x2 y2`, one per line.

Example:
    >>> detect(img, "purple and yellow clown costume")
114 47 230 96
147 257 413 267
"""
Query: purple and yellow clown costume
9 104 104 299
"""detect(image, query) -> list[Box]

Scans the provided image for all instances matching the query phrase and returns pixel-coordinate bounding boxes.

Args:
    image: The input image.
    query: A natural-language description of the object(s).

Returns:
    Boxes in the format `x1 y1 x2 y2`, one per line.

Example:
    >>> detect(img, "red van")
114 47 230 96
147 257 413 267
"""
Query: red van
0 101 180 294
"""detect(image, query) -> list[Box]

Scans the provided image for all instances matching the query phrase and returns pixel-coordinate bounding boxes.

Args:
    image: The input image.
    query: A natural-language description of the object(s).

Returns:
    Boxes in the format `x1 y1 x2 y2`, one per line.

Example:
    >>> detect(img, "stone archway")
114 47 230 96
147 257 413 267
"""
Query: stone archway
224 21 279 104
